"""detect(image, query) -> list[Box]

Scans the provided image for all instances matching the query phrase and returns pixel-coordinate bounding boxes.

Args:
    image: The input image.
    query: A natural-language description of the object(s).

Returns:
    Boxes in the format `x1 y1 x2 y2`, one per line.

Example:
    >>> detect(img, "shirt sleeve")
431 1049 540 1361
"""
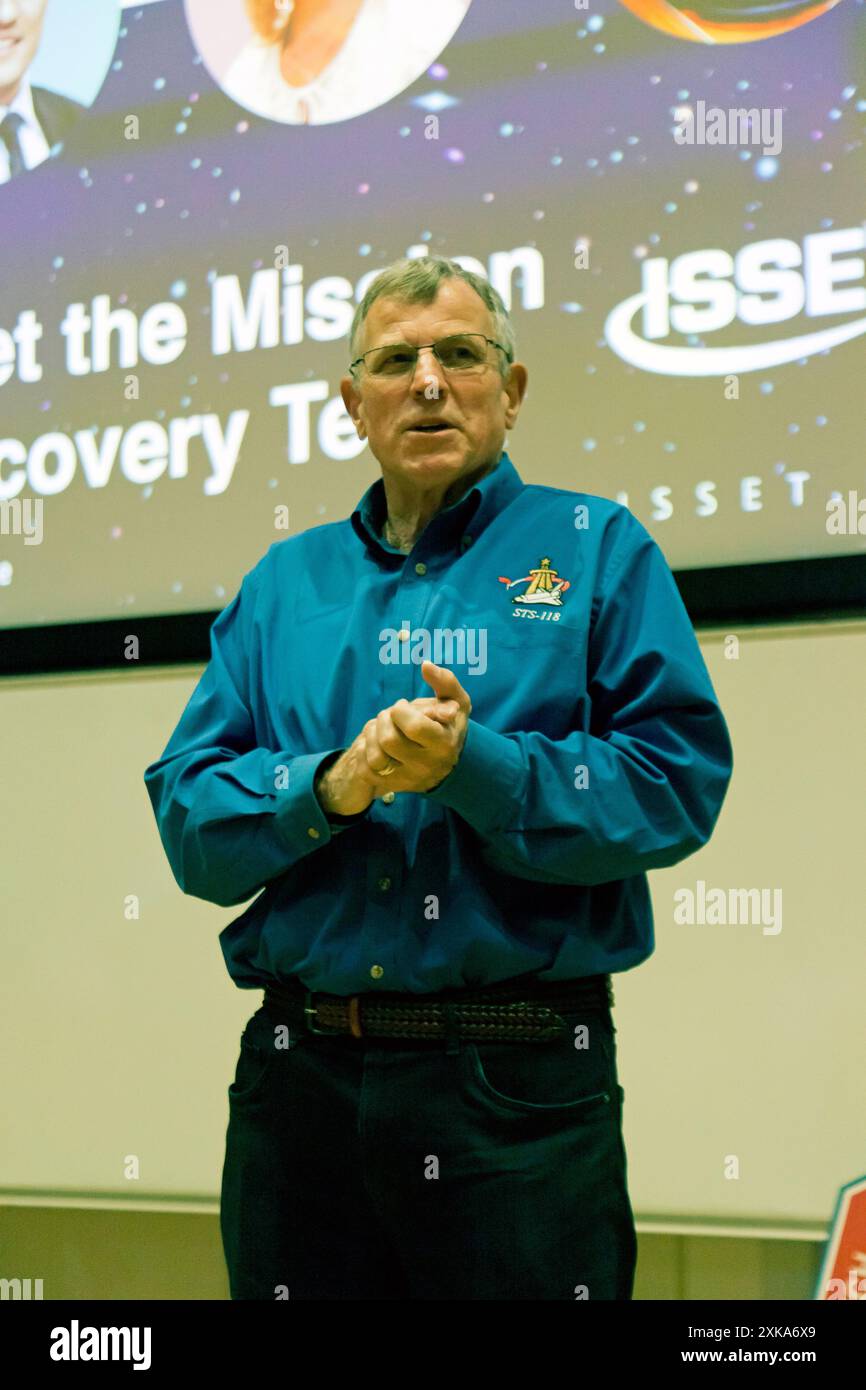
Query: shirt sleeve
143 561 363 907
422 514 734 886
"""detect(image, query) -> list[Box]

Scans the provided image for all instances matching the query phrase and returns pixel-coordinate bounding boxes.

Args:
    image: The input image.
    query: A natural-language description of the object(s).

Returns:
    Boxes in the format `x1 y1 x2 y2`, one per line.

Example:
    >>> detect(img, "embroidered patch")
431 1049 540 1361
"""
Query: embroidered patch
497 557 571 618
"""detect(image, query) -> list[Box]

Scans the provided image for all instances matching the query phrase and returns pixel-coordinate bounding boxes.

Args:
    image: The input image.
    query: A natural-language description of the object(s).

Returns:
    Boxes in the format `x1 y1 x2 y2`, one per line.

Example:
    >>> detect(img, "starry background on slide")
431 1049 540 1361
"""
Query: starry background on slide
0 0 863 626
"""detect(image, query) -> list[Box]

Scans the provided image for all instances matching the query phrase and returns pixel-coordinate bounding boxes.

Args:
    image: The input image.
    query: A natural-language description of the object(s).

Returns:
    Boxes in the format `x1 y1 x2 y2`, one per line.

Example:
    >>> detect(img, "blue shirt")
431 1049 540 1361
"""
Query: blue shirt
144 449 733 995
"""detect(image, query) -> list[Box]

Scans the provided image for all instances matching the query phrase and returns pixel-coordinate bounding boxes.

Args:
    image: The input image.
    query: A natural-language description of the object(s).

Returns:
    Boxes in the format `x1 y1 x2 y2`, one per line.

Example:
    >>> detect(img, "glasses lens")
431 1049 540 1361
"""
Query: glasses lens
365 334 489 376
437 334 488 369
367 343 416 376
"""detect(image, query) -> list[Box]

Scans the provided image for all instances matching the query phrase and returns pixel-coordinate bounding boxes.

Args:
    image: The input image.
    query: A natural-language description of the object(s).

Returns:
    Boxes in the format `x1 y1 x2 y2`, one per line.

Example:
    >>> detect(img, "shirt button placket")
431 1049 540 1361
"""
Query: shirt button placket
372 549 431 986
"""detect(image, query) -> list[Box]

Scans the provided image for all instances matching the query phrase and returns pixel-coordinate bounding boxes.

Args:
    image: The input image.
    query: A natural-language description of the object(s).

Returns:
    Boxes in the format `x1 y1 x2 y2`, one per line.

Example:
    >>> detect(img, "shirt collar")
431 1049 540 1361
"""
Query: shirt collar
351 448 525 560
0 80 38 129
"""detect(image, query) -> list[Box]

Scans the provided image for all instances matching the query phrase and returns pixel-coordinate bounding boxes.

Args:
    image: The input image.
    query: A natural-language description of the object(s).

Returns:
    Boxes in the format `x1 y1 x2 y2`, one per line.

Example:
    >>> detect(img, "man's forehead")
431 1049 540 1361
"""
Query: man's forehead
365 282 492 341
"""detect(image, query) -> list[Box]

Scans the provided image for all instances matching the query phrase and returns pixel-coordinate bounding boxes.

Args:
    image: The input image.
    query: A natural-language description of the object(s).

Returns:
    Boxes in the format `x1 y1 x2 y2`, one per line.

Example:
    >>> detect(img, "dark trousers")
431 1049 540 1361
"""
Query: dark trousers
219 992 637 1300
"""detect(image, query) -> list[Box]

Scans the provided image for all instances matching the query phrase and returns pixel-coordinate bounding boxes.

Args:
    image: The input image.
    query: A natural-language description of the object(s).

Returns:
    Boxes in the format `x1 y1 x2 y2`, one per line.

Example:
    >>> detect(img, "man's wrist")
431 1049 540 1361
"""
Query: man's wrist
315 750 372 822
314 752 341 814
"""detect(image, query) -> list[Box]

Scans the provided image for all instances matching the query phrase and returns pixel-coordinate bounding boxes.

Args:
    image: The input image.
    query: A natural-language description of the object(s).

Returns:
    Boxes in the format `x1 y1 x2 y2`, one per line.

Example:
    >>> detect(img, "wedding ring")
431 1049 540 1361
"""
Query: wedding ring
376 760 396 777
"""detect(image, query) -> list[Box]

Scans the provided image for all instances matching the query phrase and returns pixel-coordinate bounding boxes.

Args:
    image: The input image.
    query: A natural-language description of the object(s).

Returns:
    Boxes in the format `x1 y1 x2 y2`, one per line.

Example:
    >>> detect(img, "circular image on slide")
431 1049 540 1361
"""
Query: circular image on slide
184 0 474 125
616 0 844 44
0 0 120 186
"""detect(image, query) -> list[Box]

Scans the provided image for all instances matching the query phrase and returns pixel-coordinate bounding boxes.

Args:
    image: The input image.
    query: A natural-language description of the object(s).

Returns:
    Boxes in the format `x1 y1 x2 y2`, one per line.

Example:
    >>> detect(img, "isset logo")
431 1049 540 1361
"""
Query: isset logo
604 226 866 375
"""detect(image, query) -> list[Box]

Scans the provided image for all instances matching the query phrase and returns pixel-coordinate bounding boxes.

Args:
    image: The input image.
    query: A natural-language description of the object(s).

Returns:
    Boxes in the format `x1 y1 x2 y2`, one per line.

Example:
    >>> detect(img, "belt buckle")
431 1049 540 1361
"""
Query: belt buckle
304 990 342 1036
304 990 364 1037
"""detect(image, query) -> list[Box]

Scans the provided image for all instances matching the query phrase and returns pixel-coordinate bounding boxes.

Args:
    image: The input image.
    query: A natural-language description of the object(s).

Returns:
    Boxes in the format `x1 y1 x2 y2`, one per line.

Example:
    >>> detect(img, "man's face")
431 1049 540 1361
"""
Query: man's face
340 278 527 493
0 0 48 108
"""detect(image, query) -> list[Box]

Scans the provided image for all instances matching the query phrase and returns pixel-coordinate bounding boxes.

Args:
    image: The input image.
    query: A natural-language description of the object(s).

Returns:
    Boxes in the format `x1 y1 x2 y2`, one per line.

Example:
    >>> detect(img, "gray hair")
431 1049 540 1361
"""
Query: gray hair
348 256 516 380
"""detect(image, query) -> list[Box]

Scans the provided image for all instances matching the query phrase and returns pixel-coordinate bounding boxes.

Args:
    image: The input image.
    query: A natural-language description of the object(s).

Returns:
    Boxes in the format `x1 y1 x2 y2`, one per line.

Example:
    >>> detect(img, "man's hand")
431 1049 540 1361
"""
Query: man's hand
315 662 472 813
364 661 472 796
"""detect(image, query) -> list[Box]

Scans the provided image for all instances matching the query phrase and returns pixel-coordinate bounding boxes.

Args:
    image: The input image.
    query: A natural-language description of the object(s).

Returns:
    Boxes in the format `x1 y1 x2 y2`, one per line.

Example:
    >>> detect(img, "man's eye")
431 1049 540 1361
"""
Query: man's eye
442 340 483 364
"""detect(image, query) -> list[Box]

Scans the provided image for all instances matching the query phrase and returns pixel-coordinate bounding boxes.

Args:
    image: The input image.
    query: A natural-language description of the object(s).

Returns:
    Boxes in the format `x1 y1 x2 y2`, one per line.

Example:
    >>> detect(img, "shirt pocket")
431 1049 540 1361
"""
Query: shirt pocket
458 586 588 653
455 603 588 732
487 607 587 649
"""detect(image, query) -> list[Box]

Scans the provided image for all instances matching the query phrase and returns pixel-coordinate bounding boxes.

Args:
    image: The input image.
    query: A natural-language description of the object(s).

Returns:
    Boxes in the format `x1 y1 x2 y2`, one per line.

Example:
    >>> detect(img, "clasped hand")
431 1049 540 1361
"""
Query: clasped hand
318 660 472 813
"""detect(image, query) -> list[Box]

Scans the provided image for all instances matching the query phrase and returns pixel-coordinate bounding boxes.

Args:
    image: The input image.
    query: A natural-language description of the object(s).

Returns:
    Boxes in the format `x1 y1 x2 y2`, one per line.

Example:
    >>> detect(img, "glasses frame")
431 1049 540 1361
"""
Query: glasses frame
349 332 513 378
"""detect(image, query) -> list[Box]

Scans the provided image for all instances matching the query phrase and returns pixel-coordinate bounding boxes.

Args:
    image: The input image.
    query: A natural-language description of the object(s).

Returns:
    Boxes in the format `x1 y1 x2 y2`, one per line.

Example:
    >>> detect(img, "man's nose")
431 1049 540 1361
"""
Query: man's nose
409 346 447 391
0 1 20 26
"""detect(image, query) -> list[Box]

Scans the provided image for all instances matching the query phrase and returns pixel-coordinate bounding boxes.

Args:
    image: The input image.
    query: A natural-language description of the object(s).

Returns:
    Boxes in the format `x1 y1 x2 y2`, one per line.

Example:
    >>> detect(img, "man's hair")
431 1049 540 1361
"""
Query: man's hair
246 0 287 42
348 257 516 381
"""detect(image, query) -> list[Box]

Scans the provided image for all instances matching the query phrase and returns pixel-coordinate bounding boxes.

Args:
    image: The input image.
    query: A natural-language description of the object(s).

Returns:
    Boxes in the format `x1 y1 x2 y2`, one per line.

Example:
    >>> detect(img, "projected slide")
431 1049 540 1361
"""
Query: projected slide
0 0 863 630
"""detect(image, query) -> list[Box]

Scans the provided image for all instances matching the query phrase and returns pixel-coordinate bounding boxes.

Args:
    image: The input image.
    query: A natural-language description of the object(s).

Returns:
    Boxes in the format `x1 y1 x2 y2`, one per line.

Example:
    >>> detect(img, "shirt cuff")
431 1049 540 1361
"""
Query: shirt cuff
325 807 371 832
272 748 367 853
421 719 524 833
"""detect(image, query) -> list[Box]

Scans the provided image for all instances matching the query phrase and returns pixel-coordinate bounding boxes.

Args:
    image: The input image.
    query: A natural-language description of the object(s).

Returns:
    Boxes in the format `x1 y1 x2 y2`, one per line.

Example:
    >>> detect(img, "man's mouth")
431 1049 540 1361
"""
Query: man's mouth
0 38 22 54
407 424 455 433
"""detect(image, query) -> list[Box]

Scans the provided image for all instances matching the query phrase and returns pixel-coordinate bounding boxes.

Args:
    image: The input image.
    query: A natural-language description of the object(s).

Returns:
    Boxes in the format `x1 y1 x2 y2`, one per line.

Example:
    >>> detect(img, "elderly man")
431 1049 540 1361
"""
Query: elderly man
144 256 733 1301
0 0 85 183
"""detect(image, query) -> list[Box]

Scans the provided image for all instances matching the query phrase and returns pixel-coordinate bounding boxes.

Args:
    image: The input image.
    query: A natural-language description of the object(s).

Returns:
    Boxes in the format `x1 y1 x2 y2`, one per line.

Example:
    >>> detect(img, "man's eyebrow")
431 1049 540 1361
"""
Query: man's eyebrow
374 328 483 344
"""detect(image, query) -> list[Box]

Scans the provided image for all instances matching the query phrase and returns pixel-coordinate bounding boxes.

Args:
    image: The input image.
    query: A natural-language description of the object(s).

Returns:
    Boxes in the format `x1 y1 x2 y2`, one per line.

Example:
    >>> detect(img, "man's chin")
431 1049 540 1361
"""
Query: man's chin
401 426 469 455
0 70 26 99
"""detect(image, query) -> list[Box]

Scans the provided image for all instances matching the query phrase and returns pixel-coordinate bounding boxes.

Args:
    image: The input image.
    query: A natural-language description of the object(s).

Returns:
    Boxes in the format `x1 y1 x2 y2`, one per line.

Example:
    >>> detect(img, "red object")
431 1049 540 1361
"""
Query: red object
815 1175 866 1299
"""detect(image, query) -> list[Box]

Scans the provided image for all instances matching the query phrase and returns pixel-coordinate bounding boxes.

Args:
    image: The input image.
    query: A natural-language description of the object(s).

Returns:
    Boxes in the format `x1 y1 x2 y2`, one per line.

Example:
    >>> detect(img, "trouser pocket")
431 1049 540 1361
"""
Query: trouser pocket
228 1006 305 1105
462 1007 616 1117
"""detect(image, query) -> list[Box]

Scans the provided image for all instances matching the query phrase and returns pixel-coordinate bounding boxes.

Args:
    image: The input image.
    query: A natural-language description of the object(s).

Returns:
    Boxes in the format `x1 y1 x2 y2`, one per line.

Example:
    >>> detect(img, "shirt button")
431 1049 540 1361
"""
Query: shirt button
307 827 320 839
370 964 385 980
377 876 392 891
461 535 473 550
414 562 427 576
382 791 395 804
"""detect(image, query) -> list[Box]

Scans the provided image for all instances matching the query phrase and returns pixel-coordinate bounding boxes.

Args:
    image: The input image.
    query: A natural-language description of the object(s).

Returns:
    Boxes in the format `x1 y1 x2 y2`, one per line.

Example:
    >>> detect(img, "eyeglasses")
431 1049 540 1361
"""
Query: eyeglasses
350 332 511 379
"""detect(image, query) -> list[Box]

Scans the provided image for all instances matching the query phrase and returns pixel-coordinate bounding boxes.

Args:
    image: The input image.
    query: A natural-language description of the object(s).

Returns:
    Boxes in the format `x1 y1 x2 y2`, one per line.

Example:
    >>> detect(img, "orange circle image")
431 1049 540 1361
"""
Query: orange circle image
616 0 844 44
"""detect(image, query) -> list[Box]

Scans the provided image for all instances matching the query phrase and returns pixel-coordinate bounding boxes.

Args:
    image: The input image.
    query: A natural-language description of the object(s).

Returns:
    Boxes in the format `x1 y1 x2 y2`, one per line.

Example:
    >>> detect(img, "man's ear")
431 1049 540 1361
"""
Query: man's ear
503 362 528 430
339 375 366 439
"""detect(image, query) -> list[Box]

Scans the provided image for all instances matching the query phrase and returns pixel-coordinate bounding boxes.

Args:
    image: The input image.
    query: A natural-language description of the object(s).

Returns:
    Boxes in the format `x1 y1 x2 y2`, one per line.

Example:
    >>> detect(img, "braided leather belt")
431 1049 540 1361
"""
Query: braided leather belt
262 974 613 1043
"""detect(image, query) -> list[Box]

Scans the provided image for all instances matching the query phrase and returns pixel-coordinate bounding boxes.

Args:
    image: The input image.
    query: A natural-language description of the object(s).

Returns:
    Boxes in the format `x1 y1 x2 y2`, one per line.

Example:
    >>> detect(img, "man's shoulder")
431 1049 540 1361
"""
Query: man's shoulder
517 479 651 541
253 517 354 575
31 86 88 143
512 479 664 588
520 478 624 514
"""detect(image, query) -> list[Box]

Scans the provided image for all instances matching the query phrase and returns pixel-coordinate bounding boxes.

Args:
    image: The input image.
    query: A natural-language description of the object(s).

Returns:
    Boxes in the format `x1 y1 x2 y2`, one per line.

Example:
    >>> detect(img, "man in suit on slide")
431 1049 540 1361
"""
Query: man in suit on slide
0 0 86 183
